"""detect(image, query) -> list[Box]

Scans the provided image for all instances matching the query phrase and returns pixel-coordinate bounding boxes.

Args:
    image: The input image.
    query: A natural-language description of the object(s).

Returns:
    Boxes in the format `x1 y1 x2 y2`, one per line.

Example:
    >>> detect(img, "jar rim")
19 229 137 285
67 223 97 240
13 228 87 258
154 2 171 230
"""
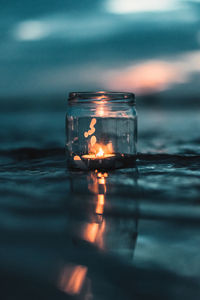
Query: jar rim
68 91 135 104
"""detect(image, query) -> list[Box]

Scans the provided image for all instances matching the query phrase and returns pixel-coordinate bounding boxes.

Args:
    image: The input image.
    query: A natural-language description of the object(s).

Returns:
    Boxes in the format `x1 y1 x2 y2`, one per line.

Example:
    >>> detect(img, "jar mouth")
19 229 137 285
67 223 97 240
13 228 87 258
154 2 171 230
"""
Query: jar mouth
68 91 135 104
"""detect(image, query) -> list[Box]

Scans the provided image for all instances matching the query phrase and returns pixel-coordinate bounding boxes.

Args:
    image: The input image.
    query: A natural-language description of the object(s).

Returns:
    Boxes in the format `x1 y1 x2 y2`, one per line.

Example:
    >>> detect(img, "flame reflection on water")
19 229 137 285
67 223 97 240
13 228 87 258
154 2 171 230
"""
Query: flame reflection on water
59 264 88 295
82 172 107 249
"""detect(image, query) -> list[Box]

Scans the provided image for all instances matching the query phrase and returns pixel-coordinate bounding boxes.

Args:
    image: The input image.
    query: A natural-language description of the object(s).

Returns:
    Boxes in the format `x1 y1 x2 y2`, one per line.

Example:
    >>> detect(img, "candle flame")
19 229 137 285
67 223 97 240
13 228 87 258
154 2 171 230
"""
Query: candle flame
83 117 114 158
96 147 104 157
88 142 114 157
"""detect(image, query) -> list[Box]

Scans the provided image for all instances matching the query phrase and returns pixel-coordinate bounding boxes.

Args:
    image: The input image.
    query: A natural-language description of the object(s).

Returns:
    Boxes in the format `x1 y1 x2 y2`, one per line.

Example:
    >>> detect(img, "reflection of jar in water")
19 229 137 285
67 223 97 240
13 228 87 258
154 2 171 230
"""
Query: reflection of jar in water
69 170 138 261
66 91 137 170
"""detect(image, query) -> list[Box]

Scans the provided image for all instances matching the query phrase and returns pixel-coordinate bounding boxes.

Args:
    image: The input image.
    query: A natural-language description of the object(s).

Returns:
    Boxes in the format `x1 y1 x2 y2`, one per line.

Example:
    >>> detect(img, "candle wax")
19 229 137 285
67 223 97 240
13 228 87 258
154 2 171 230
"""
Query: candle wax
82 154 115 160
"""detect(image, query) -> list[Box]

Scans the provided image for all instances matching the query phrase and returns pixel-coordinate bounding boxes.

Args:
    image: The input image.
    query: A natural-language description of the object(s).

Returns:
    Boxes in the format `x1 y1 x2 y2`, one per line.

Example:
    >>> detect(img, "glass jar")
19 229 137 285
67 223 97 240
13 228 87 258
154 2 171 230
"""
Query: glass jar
66 91 137 170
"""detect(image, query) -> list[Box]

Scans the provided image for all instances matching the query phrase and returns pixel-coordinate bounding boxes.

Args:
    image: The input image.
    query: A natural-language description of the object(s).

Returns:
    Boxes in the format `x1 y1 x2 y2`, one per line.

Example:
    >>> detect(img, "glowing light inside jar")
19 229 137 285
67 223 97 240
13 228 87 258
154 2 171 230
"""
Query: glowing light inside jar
96 147 104 157
81 147 115 160
73 117 115 161
67 91 137 170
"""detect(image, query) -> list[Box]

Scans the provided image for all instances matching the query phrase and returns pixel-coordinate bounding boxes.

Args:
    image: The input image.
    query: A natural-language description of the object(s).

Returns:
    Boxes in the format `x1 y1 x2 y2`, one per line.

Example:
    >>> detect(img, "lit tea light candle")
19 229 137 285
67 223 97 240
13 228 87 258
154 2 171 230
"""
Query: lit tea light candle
74 122 117 169
73 146 117 170
82 147 115 160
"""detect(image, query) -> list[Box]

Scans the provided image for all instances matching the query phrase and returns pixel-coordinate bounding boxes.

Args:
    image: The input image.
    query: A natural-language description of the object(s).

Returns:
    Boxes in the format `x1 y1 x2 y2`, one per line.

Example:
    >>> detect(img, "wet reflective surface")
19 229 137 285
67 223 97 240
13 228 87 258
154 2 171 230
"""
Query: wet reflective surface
1 108 200 299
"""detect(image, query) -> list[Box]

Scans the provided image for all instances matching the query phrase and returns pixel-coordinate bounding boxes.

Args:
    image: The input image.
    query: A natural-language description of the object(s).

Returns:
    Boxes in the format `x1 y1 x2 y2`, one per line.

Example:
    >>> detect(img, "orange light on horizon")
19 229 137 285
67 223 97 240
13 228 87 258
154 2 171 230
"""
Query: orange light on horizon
103 60 187 94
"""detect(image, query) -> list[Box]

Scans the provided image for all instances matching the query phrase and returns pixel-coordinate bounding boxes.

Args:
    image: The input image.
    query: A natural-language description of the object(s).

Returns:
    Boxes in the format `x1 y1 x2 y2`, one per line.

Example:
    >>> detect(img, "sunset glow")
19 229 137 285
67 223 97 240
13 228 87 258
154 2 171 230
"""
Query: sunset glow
104 60 187 94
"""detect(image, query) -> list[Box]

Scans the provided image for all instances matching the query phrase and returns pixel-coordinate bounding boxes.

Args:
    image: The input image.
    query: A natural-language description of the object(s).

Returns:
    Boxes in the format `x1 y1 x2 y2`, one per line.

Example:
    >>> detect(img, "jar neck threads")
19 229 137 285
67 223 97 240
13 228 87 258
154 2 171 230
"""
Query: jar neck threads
68 91 135 104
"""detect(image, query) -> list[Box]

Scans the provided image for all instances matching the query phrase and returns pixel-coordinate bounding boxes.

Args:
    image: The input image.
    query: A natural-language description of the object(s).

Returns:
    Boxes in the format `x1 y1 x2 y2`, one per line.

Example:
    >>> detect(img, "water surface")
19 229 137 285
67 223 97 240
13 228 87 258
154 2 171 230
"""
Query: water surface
0 109 200 299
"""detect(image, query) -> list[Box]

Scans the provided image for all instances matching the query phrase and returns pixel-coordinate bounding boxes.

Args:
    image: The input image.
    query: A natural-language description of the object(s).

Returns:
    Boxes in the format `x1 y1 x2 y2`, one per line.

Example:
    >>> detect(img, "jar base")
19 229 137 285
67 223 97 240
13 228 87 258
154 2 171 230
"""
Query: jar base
67 153 137 171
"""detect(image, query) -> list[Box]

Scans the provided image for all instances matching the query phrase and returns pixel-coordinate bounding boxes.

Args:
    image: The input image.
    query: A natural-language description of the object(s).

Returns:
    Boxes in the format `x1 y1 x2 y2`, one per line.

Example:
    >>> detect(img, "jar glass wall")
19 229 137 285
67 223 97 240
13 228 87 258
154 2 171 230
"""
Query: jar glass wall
66 91 137 170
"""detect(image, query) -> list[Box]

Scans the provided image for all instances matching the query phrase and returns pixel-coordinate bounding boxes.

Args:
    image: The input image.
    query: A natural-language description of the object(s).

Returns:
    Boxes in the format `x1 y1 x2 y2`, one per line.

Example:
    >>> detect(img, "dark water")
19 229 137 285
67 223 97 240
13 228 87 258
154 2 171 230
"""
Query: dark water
1 109 200 299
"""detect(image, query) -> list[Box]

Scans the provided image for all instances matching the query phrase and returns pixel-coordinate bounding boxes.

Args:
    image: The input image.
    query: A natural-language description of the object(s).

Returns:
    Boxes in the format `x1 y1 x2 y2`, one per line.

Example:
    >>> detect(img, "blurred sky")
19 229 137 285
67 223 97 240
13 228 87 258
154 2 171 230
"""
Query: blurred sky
1 0 200 106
